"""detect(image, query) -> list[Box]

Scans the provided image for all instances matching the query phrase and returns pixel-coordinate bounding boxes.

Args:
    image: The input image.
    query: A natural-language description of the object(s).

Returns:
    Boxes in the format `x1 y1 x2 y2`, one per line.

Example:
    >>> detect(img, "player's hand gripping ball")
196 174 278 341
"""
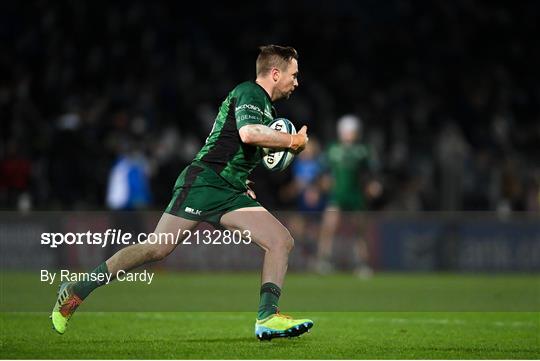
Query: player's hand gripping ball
262 118 297 172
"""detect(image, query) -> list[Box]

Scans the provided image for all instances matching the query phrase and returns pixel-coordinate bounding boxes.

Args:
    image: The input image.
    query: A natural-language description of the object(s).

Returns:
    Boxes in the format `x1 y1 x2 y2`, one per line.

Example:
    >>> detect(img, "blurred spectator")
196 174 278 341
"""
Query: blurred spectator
435 121 470 211
524 174 540 212
0 140 32 210
106 139 152 210
288 138 326 213
283 138 326 262
497 156 526 213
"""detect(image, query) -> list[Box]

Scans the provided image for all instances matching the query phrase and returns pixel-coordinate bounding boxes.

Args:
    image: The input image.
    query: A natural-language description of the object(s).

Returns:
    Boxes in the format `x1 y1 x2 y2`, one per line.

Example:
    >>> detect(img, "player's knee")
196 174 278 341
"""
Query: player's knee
285 234 295 253
271 230 294 253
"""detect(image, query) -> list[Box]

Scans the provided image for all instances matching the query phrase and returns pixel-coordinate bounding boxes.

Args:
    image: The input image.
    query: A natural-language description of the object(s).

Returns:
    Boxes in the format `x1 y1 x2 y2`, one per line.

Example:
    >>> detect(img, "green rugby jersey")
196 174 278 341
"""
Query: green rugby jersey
193 81 276 190
326 142 372 207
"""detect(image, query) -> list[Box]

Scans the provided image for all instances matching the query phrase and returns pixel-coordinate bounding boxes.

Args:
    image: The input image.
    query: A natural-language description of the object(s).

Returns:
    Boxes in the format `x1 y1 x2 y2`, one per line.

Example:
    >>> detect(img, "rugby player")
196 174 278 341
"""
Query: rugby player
316 115 378 277
51 45 313 340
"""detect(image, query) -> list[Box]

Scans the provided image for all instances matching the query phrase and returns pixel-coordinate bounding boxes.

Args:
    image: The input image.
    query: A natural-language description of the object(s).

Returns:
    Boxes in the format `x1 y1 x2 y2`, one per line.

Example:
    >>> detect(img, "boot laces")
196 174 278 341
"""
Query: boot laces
275 308 292 319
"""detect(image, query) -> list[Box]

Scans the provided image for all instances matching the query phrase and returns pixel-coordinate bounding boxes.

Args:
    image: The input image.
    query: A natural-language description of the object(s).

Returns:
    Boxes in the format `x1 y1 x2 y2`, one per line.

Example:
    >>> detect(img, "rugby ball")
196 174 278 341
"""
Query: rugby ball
262 118 297 172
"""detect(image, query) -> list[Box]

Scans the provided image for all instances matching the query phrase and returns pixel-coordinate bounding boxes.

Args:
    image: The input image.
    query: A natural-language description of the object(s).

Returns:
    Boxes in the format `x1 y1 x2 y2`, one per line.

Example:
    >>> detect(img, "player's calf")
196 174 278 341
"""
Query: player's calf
143 242 176 262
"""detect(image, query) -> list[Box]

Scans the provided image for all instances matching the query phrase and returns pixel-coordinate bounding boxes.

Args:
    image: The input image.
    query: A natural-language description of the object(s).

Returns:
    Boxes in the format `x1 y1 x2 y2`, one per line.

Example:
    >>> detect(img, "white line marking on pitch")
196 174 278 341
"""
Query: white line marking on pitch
362 317 537 328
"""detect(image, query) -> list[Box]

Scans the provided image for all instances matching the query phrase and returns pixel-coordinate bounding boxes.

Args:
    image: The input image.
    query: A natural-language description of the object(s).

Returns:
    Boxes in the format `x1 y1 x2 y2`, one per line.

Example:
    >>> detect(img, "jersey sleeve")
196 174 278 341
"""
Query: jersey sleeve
234 89 266 128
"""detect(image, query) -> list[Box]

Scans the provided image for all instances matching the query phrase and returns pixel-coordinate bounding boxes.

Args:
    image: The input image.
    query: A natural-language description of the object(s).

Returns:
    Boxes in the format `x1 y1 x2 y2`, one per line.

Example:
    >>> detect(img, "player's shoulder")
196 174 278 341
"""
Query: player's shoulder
233 81 257 92
351 142 370 159
232 81 265 98
326 142 341 158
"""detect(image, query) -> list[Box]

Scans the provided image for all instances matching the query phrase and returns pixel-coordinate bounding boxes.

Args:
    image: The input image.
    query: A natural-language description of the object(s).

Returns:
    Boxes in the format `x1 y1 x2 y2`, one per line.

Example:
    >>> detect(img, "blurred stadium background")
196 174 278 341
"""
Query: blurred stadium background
1 0 539 273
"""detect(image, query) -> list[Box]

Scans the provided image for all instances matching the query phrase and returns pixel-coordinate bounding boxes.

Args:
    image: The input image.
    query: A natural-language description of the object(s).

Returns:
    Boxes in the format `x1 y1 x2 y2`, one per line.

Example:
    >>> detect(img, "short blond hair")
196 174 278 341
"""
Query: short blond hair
256 45 298 76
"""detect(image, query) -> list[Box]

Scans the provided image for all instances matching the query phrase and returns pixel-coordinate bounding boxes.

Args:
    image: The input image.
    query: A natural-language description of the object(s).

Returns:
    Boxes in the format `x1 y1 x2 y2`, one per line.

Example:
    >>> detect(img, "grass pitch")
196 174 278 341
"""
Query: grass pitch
1 272 539 359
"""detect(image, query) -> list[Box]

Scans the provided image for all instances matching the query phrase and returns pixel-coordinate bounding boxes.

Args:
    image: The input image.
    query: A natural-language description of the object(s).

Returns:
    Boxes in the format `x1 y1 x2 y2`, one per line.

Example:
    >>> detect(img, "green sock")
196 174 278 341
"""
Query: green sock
72 262 110 300
258 282 281 320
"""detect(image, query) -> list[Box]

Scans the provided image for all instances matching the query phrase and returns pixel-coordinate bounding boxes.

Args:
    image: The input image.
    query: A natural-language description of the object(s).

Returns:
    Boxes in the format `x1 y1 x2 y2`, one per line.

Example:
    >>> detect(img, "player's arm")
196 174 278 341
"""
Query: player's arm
238 124 308 151
234 90 307 151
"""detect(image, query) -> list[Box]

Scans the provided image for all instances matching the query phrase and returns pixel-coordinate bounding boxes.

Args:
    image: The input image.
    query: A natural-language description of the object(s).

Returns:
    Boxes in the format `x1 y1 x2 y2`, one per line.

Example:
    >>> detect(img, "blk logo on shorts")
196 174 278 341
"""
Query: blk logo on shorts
185 207 202 216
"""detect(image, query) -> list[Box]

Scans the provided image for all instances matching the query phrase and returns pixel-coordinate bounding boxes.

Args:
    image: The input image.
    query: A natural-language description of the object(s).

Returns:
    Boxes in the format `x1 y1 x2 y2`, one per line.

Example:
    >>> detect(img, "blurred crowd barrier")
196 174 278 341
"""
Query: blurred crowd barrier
1 211 538 272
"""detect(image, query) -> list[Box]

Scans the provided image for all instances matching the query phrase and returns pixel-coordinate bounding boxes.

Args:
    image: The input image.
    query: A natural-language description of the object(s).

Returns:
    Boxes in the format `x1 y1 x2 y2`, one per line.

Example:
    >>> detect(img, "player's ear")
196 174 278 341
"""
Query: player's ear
271 67 280 83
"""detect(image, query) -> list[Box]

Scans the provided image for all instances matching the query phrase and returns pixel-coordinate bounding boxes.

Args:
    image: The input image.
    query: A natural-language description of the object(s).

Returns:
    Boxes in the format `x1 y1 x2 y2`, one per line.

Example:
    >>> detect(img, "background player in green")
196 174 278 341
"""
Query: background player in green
316 114 381 277
51 45 313 340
